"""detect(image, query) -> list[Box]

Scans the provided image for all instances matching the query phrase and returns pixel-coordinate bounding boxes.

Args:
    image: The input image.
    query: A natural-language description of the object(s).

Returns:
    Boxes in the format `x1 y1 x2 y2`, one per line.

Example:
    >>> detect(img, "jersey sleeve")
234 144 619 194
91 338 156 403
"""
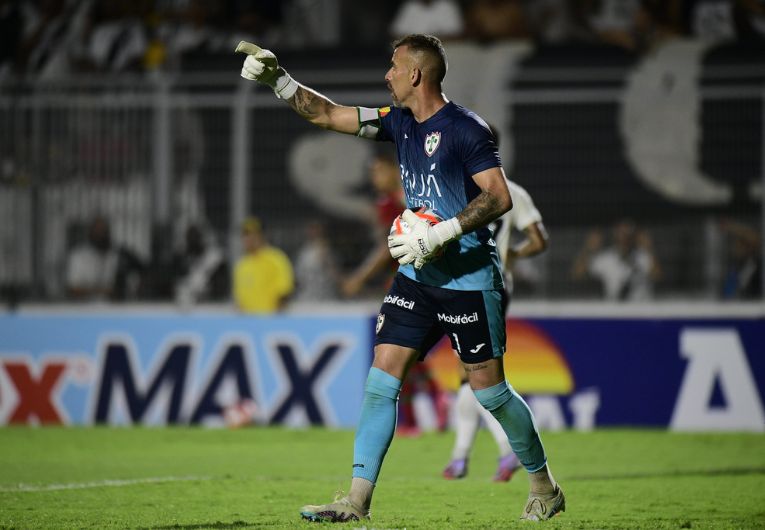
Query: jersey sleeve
357 106 395 142
459 116 502 176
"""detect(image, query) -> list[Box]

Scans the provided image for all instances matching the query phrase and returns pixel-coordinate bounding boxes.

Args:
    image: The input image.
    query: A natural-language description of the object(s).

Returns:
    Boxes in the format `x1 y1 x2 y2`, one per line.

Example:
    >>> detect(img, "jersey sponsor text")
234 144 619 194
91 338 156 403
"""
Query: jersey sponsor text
437 312 479 325
383 294 415 310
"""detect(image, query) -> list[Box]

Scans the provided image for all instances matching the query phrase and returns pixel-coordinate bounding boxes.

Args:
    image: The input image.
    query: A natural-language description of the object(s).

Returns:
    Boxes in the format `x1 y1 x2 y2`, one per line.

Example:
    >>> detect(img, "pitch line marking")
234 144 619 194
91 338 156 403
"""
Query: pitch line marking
0 475 213 493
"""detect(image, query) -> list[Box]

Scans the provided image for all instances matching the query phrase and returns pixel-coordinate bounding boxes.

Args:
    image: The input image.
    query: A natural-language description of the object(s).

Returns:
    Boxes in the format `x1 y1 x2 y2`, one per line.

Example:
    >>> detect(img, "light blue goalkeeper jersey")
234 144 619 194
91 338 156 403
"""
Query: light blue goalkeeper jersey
377 102 505 291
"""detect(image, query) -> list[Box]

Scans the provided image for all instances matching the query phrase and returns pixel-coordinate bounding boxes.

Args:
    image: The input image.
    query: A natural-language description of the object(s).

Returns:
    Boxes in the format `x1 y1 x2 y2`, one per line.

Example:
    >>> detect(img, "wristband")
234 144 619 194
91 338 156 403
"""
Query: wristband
274 72 298 99
430 217 462 248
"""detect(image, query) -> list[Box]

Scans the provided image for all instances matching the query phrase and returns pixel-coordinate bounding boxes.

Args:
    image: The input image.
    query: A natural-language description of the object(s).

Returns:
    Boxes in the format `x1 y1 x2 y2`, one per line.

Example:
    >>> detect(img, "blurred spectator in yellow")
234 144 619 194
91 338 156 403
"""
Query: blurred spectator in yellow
65 215 144 301
572 219 661 301
389 0 464 40
233 217 294 313
720 219 762 299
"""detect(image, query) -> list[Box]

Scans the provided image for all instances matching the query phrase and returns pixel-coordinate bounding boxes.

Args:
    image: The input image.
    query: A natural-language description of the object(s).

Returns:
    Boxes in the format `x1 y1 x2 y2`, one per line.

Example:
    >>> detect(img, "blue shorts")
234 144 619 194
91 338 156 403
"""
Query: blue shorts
374 273 507 364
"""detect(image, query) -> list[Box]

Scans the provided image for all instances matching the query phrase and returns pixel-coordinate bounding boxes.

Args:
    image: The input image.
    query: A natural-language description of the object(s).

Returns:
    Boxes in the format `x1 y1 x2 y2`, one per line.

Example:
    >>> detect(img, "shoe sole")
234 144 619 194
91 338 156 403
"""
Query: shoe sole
301 511 363 523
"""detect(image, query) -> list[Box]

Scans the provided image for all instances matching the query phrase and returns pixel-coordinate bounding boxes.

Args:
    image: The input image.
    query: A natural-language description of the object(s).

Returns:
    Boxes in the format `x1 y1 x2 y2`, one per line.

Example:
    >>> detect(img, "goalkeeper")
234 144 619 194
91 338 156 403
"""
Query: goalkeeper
236 34 565 523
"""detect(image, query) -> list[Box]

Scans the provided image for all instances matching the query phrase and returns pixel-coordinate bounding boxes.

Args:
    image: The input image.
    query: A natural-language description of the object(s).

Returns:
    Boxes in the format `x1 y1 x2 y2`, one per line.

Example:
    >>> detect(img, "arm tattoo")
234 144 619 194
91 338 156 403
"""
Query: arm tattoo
456 190 502 234
287 86 330 122
463 363 488 373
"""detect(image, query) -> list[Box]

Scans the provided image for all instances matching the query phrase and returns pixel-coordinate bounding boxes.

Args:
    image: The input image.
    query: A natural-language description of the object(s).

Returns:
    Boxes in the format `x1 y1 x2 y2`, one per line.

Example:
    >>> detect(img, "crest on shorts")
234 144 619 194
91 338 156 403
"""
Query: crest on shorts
424 131 441 157
376 313 385 334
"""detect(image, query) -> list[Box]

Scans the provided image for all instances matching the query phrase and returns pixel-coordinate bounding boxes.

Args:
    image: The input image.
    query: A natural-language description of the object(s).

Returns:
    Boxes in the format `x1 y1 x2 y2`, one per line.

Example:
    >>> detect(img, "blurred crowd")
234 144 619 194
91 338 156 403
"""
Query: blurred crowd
50 178 762 308
1 0 763 309
1 0 764 79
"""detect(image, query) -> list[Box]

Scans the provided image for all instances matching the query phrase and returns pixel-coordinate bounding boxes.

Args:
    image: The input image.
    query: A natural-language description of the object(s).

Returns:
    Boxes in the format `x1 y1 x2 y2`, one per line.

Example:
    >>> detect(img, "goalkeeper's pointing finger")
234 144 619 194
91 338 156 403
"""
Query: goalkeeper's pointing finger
234 41 296 99
235 41 262 55
235 41 277 67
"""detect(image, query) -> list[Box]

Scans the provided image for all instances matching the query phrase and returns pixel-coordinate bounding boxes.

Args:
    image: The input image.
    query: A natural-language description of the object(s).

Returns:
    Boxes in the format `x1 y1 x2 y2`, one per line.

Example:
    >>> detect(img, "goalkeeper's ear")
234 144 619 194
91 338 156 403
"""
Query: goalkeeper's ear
411 67 423 88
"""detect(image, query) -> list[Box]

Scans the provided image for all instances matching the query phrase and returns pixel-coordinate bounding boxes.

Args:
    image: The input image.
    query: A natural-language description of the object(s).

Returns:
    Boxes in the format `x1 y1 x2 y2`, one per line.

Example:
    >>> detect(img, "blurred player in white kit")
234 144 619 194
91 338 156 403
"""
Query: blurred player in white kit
444 173 549 482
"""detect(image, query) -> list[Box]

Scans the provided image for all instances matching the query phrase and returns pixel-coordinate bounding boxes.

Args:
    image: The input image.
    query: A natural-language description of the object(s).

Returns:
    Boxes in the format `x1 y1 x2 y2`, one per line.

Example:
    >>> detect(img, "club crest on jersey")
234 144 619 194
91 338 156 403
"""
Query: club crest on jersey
424 131 441 157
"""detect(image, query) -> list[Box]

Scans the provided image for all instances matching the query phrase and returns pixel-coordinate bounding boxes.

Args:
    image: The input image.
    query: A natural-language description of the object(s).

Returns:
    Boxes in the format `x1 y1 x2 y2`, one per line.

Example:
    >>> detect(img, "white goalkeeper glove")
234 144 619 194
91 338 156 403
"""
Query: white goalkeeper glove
235 41 298 100
388 209 462 270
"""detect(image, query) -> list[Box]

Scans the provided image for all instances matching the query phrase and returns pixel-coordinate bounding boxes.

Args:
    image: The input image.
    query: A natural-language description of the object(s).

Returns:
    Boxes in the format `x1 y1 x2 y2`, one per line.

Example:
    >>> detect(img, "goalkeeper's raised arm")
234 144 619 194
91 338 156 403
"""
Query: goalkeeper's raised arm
236 41 360 135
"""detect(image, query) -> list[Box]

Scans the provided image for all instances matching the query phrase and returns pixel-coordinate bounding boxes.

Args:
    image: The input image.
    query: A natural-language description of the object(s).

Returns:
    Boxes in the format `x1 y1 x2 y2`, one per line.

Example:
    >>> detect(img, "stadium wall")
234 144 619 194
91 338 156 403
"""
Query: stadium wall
1 305 762 431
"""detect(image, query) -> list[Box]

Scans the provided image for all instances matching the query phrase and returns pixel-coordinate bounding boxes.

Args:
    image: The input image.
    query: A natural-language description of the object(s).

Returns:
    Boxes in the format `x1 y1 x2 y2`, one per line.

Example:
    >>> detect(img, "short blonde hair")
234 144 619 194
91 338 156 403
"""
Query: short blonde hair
393 34 447 84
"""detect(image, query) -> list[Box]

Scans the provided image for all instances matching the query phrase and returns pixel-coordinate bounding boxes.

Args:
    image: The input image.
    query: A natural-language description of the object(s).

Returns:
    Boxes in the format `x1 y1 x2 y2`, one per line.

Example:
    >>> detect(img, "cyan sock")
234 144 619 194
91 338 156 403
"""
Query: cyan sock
473 381 547 472
352 367 402 483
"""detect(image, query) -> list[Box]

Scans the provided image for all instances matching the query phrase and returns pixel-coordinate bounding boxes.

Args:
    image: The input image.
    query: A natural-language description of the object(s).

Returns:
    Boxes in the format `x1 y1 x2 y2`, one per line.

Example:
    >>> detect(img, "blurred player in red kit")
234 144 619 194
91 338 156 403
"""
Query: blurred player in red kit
342 152 448 436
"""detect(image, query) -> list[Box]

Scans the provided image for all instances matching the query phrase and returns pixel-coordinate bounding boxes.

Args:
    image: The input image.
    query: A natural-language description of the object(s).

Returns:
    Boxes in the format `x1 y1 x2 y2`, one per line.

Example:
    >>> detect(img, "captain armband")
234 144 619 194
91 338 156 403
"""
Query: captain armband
356 106 389 139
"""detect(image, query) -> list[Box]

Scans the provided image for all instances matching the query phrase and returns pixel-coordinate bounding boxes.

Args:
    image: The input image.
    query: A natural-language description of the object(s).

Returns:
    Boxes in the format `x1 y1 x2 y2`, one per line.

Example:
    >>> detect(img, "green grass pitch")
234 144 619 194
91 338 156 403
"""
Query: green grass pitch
1 427 764 529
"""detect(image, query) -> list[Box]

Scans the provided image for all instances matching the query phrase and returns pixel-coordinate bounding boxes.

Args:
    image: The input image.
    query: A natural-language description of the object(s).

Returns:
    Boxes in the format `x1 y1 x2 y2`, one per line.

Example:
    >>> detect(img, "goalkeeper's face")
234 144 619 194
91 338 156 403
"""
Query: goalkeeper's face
385 47 412 108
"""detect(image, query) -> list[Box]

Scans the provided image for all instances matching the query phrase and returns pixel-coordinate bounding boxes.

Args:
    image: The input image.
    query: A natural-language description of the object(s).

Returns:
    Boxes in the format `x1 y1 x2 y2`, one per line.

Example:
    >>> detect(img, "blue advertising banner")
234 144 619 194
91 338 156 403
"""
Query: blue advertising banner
524 318 765 431
0 314 371 427
421 316 765 432
1 313 763 431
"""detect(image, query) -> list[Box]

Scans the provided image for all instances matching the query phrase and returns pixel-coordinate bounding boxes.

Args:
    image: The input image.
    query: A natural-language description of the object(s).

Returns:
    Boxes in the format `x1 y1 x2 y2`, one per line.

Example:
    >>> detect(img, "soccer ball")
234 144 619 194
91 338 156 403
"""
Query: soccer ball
224 398 260 429
389 207 446 261
389 207 443 236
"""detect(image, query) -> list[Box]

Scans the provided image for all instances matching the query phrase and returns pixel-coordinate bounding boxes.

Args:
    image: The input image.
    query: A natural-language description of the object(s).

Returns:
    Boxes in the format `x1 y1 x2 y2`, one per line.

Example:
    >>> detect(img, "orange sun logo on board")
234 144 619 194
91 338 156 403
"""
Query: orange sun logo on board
378 107 391 118
425 318 574 395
